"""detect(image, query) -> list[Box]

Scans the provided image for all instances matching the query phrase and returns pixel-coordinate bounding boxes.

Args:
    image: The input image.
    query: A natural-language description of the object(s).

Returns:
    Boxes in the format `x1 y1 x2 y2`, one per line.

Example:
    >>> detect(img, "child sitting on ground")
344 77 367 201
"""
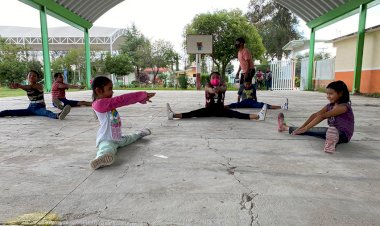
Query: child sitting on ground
51 72 92 109
90 76 155 169
278 80 354 153
226 77 288 110
167 72 267 121
0 70 71 120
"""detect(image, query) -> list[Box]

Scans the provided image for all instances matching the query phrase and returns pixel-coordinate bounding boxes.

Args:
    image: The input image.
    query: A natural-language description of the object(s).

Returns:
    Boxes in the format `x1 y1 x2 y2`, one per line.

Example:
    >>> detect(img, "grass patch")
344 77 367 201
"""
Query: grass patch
0 87 26 98
316 87 326 93
356 93 380 98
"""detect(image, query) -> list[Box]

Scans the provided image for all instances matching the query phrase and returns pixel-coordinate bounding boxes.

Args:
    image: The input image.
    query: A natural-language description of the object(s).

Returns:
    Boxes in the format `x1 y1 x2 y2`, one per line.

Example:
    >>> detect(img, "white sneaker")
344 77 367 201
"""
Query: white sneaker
139 128 151 137
281 98 289 110
258 104 267 121
166 103 174 120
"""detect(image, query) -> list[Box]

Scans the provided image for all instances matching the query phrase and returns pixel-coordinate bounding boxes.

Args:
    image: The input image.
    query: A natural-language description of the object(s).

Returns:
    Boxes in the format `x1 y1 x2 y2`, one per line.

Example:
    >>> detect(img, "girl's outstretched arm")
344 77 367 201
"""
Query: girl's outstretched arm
293 106 327 134
93 91 149 113
293 105 348 135
10 83 43 91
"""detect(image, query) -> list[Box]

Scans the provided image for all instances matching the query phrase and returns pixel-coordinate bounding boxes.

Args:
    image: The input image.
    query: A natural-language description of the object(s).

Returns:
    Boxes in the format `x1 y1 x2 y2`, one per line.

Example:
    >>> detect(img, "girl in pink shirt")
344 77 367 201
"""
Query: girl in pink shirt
90 76 155 169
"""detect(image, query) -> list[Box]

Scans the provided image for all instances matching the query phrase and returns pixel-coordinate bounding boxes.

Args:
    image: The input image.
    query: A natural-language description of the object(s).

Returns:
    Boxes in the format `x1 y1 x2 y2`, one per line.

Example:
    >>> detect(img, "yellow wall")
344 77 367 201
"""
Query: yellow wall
334 38 356 72
333 28 380 93
362 30 380 69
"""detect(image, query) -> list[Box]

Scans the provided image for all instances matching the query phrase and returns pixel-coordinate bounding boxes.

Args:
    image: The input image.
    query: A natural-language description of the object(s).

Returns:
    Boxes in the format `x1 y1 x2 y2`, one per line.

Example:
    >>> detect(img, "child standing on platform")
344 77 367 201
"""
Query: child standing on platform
278 80 354 153
90 76 155 169
51 72 92 109
0 70 71 120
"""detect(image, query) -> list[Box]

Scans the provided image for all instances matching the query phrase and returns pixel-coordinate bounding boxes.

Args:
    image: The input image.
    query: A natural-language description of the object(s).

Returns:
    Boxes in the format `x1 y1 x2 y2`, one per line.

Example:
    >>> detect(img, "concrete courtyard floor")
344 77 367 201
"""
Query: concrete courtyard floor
0 89 379 226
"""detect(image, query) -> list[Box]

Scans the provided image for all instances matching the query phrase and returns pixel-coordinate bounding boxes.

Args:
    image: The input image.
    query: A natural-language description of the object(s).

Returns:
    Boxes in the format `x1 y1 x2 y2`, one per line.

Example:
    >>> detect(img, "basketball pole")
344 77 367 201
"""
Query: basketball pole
196 53 201 90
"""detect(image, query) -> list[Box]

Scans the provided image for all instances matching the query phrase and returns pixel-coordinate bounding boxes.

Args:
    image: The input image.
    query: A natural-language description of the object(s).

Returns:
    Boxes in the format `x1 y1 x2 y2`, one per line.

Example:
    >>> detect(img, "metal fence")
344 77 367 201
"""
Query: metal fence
300 58 309 91
315 58 335 80
270 60 295 90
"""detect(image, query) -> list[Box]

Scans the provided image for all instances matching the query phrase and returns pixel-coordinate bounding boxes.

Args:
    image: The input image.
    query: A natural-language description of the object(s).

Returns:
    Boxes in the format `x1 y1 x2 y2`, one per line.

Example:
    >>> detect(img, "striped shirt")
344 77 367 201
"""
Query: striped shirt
51 81 67 99
26 88 45 104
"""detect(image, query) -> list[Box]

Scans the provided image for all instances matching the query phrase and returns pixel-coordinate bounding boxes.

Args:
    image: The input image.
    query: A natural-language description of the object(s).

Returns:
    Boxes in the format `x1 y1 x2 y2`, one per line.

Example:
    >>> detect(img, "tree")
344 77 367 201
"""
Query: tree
121 24 179 84
120 24 151 78
0 38 28 85
246 0 302 60
149 40 177 84
184 9 265 77
27 59 43 79
105 53 134 77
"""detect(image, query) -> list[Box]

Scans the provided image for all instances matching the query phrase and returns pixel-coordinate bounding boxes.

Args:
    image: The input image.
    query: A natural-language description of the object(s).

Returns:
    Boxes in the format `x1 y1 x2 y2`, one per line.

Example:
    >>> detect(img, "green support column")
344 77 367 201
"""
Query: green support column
307 28 316 90
353 4 367 93
39 6 52 92
84 28 91 88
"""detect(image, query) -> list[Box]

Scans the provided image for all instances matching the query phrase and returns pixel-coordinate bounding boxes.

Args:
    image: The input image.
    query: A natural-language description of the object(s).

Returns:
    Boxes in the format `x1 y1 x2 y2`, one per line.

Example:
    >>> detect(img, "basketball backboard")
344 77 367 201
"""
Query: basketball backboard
186 35 213 54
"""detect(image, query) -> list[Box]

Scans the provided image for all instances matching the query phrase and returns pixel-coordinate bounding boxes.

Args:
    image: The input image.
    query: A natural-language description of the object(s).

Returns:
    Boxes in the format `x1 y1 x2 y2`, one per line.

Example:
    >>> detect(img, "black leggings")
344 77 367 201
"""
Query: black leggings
289 126 349 144
182 107 250 120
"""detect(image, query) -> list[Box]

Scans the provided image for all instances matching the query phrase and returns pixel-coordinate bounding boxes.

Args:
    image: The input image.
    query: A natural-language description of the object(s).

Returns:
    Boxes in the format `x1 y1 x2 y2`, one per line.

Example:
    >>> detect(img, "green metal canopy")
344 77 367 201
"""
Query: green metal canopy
18 0 379 93
275 0 380 93
18 0 125 91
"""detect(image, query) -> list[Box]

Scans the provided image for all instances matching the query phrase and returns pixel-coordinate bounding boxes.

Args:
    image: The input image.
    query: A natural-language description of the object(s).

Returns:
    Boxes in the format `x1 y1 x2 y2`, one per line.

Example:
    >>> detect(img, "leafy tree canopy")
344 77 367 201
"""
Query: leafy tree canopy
246 0 302 60
0 38 29 85
150 39 177 83
105 53 134 76
184 9 265 76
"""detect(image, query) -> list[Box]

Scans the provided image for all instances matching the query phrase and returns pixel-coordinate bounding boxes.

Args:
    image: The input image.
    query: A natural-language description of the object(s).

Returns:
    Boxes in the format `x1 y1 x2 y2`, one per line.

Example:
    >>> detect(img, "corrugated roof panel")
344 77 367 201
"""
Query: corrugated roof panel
0 26 122 38
275 0 350 23
53 0 124 23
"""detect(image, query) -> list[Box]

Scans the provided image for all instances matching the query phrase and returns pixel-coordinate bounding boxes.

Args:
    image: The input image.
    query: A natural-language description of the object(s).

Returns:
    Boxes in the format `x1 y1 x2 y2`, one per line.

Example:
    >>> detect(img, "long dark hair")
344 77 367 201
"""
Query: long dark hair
326 80 350 104
91 76 112 101
54 72 62 79
209 71 221 79
29 70 39 78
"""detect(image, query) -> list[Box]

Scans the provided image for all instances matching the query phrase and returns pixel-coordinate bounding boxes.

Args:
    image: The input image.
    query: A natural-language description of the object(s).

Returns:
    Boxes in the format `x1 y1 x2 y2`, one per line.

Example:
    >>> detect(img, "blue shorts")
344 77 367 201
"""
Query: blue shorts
54 98 79 107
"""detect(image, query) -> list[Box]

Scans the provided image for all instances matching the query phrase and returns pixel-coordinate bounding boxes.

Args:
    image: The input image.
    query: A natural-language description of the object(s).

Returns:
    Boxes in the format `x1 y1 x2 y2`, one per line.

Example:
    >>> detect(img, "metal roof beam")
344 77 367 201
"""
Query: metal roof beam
307 0 374 29
18 0 92 30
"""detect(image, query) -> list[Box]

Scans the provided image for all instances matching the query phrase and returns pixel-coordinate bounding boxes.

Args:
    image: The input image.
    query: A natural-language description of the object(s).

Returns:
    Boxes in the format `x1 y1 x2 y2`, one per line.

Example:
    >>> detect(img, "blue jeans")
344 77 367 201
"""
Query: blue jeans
266 79 272 90
0 103 58 119
289 126 349 144
228 99 271 109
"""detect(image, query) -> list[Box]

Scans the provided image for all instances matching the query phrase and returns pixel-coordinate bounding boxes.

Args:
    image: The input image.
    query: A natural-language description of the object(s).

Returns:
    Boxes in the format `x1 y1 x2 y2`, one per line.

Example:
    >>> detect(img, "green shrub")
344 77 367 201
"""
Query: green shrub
295 76 300 87
129 80 139 88
201 74 209 87
178 75 188 89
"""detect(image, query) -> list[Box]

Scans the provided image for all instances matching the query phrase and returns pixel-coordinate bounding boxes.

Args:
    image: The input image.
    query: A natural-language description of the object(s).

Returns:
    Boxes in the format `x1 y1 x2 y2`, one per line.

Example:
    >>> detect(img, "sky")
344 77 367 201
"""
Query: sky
0 0 379 56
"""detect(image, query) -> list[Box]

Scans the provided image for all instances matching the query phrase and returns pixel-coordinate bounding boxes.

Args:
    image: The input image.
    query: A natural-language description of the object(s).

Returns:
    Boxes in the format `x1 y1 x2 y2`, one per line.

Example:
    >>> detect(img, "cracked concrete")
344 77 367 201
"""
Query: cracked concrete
1 90 380 225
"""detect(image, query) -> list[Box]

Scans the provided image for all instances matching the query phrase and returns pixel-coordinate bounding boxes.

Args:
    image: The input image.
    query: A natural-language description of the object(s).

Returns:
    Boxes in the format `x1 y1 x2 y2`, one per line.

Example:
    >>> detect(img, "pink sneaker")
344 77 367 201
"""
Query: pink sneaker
277 112 285 132
324 127 339 153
